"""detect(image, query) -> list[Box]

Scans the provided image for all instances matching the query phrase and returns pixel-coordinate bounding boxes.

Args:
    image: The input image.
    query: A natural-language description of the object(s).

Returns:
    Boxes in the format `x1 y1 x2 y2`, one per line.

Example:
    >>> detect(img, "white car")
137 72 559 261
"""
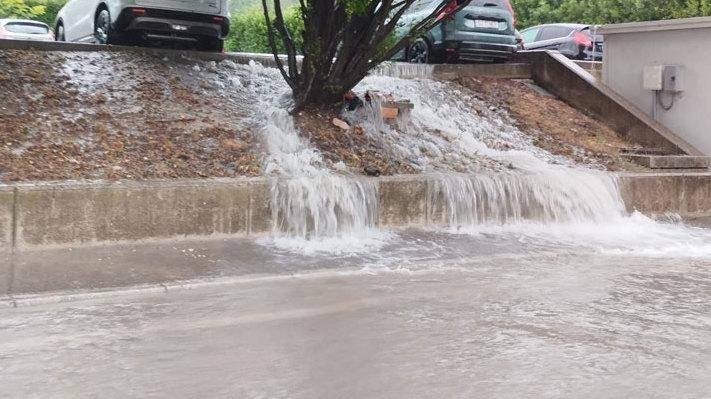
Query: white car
0 19 54 41
54 0 230 51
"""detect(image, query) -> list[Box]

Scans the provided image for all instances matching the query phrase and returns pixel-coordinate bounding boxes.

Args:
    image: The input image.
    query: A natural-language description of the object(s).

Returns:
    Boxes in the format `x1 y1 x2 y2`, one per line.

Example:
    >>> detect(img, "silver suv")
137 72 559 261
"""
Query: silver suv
55 0 230 51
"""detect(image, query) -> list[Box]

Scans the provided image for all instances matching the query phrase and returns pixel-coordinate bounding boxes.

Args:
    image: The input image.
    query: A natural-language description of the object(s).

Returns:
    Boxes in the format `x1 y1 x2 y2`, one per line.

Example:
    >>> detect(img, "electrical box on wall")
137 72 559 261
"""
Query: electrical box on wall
662 65 683 92
643 65 683 92
643 65 663 90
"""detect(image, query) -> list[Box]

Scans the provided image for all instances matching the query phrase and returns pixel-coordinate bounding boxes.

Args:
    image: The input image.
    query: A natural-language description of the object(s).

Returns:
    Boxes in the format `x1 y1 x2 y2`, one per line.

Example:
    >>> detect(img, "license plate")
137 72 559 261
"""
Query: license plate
473 19 500 29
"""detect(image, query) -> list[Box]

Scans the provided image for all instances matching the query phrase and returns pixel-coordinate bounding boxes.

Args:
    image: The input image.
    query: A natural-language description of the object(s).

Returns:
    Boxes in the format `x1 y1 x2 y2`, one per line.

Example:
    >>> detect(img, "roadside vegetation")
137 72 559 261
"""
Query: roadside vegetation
225 6 303 53
2 0 710 43
228 0 711 53
0 0 65 26
512 0 711 28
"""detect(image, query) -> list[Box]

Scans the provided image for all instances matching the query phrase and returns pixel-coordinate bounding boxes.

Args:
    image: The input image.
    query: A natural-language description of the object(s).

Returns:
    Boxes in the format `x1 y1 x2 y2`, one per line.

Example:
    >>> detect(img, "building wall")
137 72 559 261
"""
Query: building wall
602 21 711 154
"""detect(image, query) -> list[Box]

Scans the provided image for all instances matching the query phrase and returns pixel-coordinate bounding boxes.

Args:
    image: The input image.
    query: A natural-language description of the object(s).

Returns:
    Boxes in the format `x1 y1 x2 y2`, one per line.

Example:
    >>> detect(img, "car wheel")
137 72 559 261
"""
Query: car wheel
408 38 431 64
55 23 65 41
94 9 114 45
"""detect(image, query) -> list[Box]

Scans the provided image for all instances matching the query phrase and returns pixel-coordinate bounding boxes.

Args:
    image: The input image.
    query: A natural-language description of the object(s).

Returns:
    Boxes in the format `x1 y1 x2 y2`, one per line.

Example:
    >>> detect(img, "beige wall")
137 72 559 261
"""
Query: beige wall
602 20 711 154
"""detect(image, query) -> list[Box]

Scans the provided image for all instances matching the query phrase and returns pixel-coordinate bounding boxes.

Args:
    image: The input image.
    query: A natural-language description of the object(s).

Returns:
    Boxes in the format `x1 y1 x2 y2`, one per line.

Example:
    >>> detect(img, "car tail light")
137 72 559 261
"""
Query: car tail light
573 31 592 47
131 8 146 13
436 0 458 21
212 16 224 22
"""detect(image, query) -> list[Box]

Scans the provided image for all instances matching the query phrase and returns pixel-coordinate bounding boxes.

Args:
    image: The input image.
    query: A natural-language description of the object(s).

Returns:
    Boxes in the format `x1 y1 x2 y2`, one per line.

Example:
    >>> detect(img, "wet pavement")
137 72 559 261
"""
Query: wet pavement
1 226 711 398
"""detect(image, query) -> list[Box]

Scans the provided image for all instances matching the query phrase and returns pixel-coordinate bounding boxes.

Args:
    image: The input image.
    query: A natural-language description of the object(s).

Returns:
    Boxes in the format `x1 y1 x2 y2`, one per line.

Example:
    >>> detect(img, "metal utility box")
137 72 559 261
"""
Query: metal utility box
643 65 683 92
662 65 683 92
643 65 664 91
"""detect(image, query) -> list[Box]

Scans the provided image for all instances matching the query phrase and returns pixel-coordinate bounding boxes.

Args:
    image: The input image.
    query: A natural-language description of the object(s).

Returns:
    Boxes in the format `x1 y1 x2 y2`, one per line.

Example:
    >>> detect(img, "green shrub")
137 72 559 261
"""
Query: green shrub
225 6 303 53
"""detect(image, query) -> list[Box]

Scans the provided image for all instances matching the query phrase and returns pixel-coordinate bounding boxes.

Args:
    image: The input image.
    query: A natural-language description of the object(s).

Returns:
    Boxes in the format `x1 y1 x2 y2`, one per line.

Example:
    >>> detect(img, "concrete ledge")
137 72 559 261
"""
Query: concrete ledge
379 177 427 226
514 50 702 156
0 41 531 81
573 60 602 80
432 63 531 79
11 178 270 249
2 173 711 252
0 38 242 62
600 16 711 35
619 172 711 216
0 187 13 251
622 154 711 169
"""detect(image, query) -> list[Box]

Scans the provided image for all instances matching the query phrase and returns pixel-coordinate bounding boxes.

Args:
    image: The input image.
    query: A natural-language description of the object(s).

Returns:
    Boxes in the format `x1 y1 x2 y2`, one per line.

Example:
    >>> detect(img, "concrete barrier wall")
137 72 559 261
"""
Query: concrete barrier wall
2 173 711 251
515 51 701 156
0 187 14 251
10 179 270 249
0 40 531 80
619 173 711 217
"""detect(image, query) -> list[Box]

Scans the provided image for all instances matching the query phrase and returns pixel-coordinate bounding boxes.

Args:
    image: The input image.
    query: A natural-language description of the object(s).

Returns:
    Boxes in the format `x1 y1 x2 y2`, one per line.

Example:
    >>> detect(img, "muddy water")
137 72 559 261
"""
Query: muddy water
2 227 711 398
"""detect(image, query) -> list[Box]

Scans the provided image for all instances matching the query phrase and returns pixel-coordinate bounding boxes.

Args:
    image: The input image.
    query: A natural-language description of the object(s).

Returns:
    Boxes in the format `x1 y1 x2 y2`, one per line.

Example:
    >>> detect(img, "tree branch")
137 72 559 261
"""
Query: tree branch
272 0 299 77
261 0 295 89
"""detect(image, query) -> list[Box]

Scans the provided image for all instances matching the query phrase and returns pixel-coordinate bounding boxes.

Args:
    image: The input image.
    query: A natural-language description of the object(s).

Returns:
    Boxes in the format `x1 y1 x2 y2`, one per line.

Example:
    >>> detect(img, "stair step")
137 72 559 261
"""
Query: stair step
622 154 711 169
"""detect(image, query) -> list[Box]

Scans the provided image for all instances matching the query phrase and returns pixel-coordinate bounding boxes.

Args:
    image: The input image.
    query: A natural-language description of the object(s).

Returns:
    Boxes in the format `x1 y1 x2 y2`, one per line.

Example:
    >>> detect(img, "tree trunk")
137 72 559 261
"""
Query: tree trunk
263 0 461 111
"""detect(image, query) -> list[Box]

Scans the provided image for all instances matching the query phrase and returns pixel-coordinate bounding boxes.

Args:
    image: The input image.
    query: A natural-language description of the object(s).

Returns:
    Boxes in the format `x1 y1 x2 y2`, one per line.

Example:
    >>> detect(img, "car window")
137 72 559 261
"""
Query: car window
521 27 540 43
537 26 575 41
4 22 49 34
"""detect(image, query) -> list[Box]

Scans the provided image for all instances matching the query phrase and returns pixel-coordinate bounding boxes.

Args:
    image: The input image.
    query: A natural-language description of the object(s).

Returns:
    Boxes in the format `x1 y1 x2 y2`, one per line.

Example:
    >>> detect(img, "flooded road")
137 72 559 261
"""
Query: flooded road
2 230 710 398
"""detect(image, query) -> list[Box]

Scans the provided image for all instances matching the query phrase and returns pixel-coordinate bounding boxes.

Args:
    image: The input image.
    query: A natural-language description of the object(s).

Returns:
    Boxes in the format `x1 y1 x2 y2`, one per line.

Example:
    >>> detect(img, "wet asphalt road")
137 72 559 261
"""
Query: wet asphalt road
1 232 710 399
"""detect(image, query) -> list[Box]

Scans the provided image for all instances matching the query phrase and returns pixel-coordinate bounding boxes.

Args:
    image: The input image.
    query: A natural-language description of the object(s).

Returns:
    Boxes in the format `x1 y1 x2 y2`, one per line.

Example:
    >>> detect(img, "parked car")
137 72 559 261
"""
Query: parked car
0 19 54 42
396 0 517 63
54 0 230 51
519 23 603 60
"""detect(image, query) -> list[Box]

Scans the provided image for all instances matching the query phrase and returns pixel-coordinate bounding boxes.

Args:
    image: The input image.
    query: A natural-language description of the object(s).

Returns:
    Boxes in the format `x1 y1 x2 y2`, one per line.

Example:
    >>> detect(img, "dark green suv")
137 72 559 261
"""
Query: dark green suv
397 0 517 63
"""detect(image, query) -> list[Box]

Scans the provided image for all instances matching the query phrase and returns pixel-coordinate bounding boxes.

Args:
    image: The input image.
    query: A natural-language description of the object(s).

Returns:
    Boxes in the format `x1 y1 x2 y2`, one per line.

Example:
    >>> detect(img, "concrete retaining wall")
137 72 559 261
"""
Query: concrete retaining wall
601 18 711 155
2 173 711 252
9 179 269 249
515 51 701 156
0 40 531 79
0 187 14 250
619 173 711 217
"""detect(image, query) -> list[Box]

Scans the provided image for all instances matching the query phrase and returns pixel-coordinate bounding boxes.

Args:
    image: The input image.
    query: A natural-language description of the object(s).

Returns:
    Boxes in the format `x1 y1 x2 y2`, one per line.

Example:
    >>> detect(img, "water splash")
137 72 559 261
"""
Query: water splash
229 61 382 247
428 171 625 227
349 74 569 173
208 59 703 257
270 176 379 238
370 62 435 79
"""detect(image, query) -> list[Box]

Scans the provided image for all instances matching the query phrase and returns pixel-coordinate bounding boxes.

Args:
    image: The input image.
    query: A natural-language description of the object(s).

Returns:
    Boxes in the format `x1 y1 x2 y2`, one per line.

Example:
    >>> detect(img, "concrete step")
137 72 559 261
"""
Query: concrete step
432 63 532 79
622 154 711 169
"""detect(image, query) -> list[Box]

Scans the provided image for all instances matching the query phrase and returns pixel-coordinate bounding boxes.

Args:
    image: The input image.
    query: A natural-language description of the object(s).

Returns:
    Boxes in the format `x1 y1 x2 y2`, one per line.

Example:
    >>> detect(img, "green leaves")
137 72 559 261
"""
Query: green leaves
0 0 47 19
511 0 711 29
225 6 304 53
0 0 67 26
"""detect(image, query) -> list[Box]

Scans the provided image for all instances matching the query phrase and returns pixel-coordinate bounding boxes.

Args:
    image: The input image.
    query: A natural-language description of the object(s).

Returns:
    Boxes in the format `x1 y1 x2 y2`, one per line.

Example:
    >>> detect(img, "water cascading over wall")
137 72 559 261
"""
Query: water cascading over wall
232 61 628 239
428 172 626 228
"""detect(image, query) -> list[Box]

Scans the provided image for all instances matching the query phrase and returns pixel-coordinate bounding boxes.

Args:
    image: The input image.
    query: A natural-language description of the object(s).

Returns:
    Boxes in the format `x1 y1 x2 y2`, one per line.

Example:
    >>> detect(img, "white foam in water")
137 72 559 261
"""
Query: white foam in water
428 170 625 226
447 212 711 258
370 62 436 79
270 175 379 238
228 61 385 253
214 61 711 258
